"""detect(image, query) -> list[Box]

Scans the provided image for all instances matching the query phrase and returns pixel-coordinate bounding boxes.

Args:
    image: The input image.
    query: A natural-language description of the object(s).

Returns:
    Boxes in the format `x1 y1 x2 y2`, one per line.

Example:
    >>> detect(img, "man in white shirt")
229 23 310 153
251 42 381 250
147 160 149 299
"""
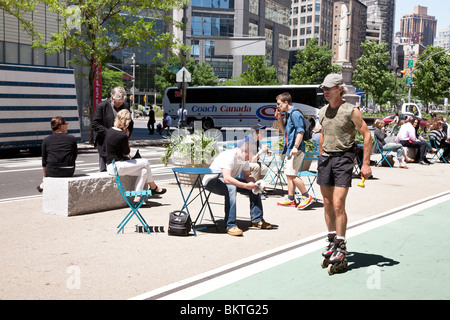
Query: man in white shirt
177 105 188 128
203 142 272 236
395 116 431 165
160 113 172 135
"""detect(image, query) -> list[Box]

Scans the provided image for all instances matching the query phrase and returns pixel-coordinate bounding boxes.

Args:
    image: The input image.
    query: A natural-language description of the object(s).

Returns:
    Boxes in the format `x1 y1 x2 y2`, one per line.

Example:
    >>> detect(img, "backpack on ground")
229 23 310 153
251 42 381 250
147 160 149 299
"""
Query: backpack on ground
291 108 312 141
168 210 192 236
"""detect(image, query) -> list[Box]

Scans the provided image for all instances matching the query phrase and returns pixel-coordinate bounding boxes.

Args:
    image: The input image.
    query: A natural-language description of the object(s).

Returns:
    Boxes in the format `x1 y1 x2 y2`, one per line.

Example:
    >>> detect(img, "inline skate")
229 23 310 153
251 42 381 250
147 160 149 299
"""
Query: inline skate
321 233 336 268
327 239 348 275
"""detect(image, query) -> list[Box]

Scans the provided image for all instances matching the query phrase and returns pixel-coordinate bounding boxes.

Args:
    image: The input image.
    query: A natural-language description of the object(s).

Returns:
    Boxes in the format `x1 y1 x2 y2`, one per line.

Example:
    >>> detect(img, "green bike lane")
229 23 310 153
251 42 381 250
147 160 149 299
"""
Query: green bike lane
194 193 450 300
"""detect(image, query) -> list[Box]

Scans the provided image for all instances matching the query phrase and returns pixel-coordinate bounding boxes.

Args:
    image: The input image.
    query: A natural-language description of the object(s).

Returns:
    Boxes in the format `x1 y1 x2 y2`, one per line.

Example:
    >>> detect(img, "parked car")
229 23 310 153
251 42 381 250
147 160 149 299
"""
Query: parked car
381 114 430 132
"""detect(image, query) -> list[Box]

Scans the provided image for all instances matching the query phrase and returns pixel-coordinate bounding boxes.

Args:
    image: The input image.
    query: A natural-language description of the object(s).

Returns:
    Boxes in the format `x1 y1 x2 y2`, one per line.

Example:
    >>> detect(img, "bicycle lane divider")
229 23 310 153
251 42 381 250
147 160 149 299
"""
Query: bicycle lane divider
131 191 450 300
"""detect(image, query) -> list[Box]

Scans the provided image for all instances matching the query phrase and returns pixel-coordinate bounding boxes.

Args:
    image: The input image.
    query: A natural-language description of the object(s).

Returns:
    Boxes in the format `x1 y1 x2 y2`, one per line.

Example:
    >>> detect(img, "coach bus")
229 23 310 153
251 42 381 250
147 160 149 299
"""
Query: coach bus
0 63 81 155
163 85 326 130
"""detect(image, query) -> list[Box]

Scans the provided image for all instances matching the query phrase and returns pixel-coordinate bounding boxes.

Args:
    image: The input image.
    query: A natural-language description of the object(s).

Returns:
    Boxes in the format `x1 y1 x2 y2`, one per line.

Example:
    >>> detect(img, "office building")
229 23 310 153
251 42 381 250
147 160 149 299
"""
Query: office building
290 0 334 50
359 0 396 59
400 5 437 46
434 26 450 51
174 1 291 84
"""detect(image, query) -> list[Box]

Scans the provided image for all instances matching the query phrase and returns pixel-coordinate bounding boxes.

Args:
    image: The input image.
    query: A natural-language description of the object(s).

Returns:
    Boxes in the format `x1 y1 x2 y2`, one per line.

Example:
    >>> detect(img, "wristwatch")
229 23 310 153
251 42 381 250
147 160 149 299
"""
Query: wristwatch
294 144 299 149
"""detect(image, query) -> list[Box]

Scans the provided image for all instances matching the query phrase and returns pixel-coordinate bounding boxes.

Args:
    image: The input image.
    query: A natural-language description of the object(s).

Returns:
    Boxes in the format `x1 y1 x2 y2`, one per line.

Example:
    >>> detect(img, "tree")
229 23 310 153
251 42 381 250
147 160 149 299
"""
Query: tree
353 40 393 106
0 0 39 35
101 68 125 98
34 0 187 143
155 54 217 94
289 38 341 85
412 46 450 113
191 62 218 87
240 55 279 85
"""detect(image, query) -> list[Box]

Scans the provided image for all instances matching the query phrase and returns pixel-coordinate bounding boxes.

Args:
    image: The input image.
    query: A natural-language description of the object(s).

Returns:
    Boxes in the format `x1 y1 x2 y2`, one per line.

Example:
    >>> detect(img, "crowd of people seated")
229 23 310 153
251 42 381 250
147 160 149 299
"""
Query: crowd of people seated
379 114 449 166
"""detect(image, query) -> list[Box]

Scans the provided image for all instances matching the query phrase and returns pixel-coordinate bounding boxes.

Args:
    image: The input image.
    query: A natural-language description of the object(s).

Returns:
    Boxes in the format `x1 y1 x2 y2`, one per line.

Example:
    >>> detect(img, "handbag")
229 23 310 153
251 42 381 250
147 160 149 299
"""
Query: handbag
168 211 192 236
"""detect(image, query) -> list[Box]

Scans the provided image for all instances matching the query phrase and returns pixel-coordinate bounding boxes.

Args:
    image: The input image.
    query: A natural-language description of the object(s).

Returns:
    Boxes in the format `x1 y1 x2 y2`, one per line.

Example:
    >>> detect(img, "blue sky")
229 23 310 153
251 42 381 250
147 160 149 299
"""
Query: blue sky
395 0 450 32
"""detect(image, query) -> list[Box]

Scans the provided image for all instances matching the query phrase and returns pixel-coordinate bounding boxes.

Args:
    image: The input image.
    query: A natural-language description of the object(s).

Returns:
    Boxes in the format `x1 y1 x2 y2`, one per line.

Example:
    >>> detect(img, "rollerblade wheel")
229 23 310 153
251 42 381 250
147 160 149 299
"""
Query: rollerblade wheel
327 263 336 275
321 257 330 268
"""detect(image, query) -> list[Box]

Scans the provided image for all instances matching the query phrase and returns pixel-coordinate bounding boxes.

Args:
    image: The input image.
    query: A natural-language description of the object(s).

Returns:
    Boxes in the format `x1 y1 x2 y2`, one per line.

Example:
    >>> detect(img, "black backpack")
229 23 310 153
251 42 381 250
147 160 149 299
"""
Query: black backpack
168 211 192 236
291 108 313 141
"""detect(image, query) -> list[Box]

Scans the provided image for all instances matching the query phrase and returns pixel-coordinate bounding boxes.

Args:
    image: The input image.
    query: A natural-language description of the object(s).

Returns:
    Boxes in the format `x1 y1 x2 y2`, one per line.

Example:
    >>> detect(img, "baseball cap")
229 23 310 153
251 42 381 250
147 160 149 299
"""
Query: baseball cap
251 124 266 132
321 73 344 88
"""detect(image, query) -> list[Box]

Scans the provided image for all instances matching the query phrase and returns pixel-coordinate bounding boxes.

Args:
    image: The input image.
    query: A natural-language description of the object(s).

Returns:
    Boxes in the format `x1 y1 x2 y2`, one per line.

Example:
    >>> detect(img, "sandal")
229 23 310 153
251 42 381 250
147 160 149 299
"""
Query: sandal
150 185 166 195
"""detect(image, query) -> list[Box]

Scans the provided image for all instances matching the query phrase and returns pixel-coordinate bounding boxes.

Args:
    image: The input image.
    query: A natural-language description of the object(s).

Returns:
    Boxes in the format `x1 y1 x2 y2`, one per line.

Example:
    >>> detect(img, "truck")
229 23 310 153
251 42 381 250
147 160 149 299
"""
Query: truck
0 63 81 155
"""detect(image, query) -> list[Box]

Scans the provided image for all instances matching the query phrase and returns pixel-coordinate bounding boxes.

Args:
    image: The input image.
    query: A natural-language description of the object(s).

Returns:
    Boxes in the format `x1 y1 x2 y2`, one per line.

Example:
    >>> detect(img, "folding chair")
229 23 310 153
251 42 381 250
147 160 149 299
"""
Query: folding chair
429 135 448 164
263 149 287 192
297 150 319 201
112 160 152 234
375 137 393 167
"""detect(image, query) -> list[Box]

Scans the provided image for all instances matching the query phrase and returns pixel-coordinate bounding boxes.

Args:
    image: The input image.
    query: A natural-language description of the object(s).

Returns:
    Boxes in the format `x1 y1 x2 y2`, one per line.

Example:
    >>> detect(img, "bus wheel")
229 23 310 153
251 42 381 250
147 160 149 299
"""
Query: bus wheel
202 118 214 130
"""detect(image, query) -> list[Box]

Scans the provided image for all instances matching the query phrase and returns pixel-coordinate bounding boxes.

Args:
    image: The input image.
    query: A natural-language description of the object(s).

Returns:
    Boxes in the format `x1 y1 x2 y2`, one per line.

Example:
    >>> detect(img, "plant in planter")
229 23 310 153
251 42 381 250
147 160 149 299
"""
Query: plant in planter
161 129 217 167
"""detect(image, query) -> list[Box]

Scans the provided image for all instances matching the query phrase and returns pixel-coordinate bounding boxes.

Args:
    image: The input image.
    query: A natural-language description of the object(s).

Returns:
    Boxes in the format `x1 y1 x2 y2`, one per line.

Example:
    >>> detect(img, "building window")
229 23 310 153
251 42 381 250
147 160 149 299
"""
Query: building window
249 0 259 15
191 12 234 37
192 0 234 9
265 0 289 27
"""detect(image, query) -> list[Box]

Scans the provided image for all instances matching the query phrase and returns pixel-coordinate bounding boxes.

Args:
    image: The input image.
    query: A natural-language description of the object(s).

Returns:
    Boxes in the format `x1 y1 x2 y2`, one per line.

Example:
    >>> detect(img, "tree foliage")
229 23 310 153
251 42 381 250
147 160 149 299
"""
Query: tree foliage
0 0 39 35
240 55 279 85
289 38 341 85
32 0 187 142
353 40 393 105
412 46 450 112
155 54 217 94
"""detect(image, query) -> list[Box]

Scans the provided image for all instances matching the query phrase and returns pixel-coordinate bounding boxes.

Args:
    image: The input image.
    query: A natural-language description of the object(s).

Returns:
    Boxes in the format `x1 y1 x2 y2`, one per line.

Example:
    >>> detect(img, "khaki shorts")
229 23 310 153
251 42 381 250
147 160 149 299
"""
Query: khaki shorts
283 151 305 176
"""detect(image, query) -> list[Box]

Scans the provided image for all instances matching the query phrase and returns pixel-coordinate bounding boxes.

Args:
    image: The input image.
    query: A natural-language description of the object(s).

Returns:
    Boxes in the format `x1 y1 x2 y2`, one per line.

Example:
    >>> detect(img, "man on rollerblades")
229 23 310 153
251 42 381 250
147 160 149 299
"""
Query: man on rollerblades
317 74 372 275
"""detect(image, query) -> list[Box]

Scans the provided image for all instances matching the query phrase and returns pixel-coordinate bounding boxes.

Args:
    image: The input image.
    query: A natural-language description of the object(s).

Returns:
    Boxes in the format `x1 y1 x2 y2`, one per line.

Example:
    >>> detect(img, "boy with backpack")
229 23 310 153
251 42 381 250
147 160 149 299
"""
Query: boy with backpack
275 92 315 210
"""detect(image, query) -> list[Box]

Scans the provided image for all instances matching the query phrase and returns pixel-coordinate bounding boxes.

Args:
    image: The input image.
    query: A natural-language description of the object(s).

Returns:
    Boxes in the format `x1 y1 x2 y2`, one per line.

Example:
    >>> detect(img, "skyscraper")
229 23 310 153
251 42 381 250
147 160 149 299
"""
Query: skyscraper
173 1 291 84
359 0 396 58
400 5 437 46
290 0 334 51
434 26 450 51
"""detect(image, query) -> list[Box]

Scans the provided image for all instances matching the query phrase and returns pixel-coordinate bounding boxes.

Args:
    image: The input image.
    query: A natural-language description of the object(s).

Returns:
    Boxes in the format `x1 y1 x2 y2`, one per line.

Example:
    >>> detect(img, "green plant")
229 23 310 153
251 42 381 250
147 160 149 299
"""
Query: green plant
161 129 217 167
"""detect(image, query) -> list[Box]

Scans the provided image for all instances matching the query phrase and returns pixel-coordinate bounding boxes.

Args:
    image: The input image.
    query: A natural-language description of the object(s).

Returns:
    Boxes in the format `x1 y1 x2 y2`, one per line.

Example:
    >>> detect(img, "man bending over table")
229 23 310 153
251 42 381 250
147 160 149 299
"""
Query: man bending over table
202 142 273 236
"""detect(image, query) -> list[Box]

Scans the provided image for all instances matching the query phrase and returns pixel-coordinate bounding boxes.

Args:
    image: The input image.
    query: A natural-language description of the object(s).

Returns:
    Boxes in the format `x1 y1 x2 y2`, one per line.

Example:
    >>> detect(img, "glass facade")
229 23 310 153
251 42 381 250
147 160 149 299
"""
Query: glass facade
191 13 234 37
265 0 290 27
192 0 234 9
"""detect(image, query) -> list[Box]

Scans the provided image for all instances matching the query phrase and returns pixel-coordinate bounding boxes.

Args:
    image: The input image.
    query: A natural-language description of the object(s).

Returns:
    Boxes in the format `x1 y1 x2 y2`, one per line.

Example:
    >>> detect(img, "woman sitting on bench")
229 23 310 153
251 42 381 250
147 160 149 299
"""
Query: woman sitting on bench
105 109 166 202
37 116 77 193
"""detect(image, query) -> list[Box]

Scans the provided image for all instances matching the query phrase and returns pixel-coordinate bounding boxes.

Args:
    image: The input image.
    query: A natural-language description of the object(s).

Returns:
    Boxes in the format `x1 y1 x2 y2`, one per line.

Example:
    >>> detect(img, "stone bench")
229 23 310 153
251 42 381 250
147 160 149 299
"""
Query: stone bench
42 172 137 217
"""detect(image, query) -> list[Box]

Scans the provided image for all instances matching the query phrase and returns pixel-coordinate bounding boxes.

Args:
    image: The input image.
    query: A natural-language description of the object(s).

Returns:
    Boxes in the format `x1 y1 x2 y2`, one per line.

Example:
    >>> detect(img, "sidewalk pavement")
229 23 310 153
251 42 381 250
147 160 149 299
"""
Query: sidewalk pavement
1 154 449 300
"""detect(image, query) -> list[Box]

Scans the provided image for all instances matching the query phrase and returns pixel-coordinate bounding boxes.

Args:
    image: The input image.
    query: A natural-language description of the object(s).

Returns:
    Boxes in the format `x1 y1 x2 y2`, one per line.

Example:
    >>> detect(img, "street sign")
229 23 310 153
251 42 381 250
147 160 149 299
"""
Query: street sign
407 59 414 69
406 76 413 84
176 67 191 83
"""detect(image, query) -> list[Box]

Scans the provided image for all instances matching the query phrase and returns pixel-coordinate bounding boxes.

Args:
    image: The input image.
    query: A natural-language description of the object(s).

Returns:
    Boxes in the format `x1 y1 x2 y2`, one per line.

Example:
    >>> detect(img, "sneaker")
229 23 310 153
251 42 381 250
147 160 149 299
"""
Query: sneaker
226 226 243 236
277 197 297 207
297 195 315 210
251 219 272 229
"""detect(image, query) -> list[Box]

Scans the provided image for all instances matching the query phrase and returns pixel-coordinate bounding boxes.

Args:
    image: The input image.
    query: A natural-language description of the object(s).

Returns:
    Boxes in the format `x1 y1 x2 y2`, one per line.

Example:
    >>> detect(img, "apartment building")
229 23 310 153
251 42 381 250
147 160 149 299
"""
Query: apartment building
400 5 437 47
434 26 450 51
290 0 334 50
